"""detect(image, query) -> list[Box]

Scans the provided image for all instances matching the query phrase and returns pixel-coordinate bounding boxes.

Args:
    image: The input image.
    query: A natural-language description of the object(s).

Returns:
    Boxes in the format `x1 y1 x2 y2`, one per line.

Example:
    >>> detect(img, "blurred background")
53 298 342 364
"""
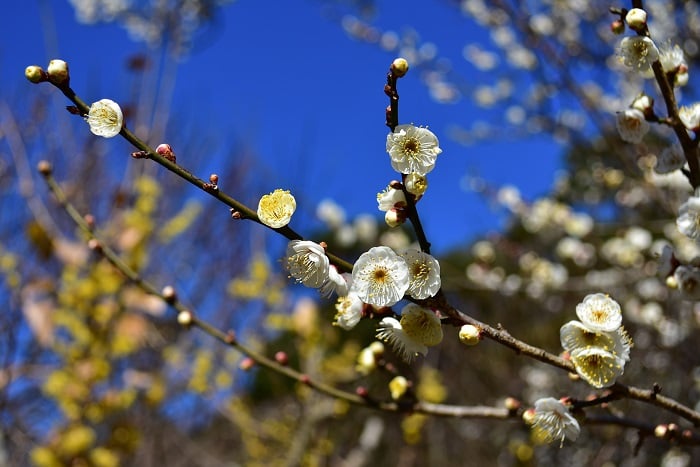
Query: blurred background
2 0 700 465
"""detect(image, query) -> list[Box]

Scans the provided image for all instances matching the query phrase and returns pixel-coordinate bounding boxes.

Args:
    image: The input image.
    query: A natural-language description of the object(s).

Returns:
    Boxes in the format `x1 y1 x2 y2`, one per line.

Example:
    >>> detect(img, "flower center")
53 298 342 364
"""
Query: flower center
373 267 388 283
402 137 420 157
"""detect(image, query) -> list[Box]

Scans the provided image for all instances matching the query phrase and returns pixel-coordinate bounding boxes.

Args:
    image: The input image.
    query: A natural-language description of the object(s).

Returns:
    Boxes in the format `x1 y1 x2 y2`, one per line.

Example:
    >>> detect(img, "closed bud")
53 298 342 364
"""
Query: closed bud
47 59 69 86
177 310 193 326
625 8 647 32
391 58 409 77
25 65 47 83
384 208 406 227
458 324 481 346
610 19 625 35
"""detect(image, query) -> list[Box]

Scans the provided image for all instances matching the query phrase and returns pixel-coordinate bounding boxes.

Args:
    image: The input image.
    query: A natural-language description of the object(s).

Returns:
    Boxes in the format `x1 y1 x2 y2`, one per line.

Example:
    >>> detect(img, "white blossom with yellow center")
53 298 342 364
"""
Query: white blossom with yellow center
375 304 442 362
529 397 580 446
257 189 296 228
560 320 631 363
618 36 658 74
283 240 330 289
386 124 442 176
401 249 441 299
569 346 625 389
333 291 363 330
574 293 622 333
351 246 409 307
616 108 649 144
86 99 123 138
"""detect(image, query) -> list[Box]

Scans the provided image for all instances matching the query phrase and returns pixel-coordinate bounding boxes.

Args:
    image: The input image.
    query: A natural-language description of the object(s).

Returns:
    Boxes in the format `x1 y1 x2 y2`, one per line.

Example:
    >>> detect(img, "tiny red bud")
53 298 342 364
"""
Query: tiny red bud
156 143 176 163
355 386 369 398
274 351 288 365
239 357 255 371
299 374 311 385
209 173 219 185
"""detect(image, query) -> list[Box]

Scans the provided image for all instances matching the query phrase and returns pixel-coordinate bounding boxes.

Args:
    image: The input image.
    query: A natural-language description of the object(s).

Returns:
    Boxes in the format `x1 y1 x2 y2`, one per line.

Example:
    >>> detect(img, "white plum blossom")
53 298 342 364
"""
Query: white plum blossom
655 144 686 174
284 240 330 289
375 304 442 362
386 124 442 176
86 99 123 137
401 249 442 299
257 189 296 228
679 103 700 131
529 398 580 446
351 246 409 307
569 346 626 388
677 195 700 240
575 293 622 333
618 36 659 74
375 317 427 362
377 185 406 212
320 266 349 298
560 320 632 363
616 109 649 143
333 292 363 330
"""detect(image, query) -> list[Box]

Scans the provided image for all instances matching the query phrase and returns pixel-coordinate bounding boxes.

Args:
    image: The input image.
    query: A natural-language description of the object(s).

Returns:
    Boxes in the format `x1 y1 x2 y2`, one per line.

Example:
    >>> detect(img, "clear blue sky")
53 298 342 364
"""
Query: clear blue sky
2 1 561 253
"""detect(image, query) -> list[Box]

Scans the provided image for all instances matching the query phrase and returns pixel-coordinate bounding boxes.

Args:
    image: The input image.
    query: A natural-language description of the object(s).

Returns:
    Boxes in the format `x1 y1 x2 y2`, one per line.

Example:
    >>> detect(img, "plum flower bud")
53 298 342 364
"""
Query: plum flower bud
458 324 481 346
631 94 653 116
25 65 47 83
404 173 428 196
86 99 124 138
610 19 625 35
384 209 406 228
156 143 176 162
47 59 69 86
177 310 193 326
389 376 409 400
391 58 409 77
679 103 700 131
625 8 647 32
257 189 296 228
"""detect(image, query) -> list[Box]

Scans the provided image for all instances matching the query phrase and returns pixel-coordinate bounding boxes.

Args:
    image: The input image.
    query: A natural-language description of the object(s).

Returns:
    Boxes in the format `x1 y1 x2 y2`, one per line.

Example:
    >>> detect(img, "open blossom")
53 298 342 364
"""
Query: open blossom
320 266 349 298
257 189 296 228
674 265 700 299
529 398 580 446
560 320 632 363
569 346 626 388
351 246 409 307
575 293 622 333
284 240 330 288
401 249 441 299
677 195 700 240
376 304 442 362
616 108 649 143
679 104 700 131
86 99 123 137
618 36 658 74
386 124 442 176
377 185 406 212
659 43 688 86
333 291 363 330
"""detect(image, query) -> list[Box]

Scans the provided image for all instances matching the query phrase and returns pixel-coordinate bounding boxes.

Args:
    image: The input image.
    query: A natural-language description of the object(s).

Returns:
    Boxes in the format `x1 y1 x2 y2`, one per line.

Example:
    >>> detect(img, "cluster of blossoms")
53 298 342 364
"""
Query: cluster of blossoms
615 8 689 144
560 294 632 388
279 118 446 363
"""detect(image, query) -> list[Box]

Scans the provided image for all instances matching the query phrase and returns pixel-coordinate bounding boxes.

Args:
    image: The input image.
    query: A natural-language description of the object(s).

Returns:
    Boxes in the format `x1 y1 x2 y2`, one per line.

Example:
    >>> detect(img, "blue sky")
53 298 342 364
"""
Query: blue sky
2 1 561 253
